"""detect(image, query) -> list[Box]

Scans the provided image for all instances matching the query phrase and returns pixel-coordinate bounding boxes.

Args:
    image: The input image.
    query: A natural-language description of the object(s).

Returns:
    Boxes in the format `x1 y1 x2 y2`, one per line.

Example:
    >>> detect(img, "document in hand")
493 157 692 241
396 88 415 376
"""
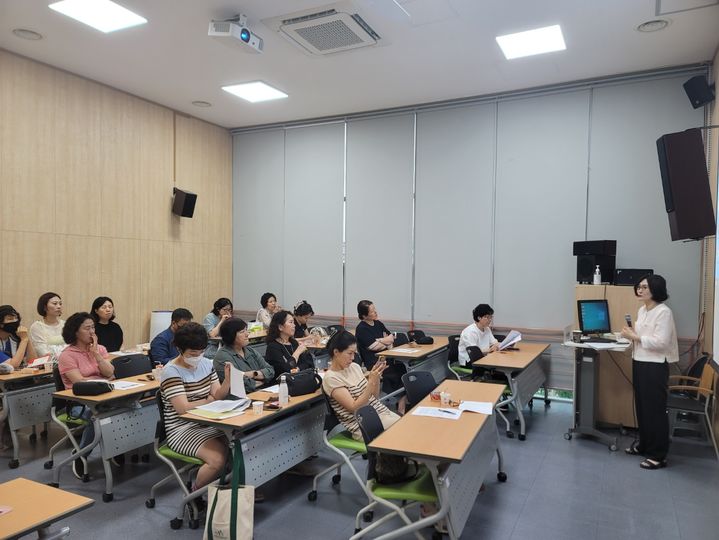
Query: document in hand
230 365 248 399
498 330 522 351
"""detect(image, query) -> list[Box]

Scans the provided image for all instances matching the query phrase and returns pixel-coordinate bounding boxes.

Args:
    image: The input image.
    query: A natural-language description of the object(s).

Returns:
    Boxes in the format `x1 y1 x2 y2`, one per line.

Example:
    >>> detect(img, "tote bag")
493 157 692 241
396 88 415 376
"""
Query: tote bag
204 444 254 540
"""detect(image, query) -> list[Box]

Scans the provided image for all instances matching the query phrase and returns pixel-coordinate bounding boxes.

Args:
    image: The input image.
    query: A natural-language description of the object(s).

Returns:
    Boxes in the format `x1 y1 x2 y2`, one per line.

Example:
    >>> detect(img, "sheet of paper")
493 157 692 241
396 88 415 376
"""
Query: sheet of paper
257 384 280 393
498 330 522 351
411 406 462 420
389 347 418 353
230 365 247 399
112 380 145 390
458 401 494 415
195 399 250 413
28 355 51 367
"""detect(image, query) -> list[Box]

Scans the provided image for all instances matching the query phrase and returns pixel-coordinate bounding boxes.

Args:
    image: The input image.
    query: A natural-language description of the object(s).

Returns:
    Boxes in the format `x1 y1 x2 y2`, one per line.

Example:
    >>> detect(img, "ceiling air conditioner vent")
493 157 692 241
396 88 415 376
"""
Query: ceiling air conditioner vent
266 6 380 55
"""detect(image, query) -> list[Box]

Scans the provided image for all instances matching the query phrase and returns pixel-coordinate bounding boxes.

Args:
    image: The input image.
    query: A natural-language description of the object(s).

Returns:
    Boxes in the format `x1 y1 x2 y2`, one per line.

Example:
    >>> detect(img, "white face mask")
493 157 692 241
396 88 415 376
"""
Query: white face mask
183 355 203 368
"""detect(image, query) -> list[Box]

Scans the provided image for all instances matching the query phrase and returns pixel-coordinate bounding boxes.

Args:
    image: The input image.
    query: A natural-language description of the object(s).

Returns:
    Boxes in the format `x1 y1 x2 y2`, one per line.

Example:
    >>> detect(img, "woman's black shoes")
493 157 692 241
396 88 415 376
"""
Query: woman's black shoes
639 458 667 470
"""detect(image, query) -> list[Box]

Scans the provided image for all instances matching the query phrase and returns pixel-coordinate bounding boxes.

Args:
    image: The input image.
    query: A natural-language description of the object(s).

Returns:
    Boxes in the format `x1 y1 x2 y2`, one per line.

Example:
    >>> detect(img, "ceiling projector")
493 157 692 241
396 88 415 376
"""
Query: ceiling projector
208 14 263 53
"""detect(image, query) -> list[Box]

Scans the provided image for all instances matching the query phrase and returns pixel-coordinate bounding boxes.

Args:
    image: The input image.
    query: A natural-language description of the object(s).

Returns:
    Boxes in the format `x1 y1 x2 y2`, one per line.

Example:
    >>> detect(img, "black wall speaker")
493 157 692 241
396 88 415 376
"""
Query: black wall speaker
577 254 615 284
683 75 715 109
656 129 715 241
172 188 197 218
573 240 616 256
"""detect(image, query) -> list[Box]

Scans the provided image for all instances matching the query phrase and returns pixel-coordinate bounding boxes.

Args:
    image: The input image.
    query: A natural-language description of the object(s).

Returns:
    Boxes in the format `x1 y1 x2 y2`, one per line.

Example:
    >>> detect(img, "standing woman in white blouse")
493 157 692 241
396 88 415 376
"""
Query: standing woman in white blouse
621 274 679 470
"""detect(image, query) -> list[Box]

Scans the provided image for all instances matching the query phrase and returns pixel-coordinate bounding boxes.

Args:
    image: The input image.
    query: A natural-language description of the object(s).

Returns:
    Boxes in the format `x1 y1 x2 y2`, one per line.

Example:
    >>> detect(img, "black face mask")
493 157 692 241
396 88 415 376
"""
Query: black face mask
1 321 20 335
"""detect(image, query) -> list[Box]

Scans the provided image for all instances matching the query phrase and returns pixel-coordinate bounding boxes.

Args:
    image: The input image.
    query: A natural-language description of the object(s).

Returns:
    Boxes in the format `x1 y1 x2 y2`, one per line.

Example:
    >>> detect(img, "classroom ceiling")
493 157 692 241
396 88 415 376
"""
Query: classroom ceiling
0 0 717 129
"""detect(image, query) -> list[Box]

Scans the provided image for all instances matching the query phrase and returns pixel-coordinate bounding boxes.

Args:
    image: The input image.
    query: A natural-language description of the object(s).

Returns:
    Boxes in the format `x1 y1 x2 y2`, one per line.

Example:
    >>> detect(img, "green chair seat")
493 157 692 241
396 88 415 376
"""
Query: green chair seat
450 364 473 376
158 444 204 466
372 467 438 503
329 431 367 453
57 413 88 426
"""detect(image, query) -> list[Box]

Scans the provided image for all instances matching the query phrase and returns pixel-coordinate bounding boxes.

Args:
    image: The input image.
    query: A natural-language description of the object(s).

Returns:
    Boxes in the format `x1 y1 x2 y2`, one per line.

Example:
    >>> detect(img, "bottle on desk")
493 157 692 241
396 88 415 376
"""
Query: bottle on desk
593 265 602 285
278 375 289 406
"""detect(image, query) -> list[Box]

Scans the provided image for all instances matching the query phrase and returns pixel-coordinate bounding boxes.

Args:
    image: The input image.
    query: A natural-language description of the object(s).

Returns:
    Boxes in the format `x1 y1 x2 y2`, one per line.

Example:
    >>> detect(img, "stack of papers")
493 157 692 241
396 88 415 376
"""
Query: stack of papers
411 407 462 420
111 381 144 390
498 330 521 351
189 399 251 420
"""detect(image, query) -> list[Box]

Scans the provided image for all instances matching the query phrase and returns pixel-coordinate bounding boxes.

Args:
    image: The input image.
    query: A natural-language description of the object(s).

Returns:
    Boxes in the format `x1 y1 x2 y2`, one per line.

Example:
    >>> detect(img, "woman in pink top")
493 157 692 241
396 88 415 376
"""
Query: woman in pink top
57 312 115 479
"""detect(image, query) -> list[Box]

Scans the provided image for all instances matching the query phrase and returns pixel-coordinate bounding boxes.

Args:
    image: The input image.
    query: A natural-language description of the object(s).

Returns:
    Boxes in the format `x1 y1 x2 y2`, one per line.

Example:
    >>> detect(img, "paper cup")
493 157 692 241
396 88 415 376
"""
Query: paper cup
252 401 264 415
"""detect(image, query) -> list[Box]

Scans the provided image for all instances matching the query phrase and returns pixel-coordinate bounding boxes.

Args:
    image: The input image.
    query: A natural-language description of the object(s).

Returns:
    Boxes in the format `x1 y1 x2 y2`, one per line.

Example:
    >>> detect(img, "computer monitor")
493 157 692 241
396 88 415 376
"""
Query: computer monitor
577 299 611 334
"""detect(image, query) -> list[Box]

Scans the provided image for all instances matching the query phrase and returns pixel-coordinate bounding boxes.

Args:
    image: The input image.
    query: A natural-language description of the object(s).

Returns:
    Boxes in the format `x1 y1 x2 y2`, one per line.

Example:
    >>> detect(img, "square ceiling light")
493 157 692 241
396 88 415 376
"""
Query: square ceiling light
222 82 288 103
49 0 147 33
496 24 566 60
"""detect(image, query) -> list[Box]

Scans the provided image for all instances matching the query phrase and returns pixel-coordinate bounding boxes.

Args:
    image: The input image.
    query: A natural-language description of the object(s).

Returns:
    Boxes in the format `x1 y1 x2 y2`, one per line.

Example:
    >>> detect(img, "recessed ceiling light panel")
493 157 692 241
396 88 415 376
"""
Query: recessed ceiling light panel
496 24 566 60
222 82 288 103
49 0 147 33
191 100 212 108
12 28 43 40
636 19 670 32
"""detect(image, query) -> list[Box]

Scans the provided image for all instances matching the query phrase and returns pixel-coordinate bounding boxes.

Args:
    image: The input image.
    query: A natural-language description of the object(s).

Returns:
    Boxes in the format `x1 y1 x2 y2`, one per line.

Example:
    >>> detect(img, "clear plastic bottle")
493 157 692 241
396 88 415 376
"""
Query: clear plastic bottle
593 265 602 285
278 374 289 406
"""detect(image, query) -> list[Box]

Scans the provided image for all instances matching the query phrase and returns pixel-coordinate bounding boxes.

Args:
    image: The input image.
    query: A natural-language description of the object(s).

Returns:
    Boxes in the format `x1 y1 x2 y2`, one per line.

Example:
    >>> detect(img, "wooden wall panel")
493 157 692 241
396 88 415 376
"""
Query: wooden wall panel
0 50 232 351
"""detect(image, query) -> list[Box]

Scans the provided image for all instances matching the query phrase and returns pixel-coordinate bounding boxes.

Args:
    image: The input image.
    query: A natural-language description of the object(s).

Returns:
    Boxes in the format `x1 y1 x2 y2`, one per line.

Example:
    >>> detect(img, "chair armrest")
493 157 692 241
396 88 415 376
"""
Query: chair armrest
668 384 714 395
668 375 700 383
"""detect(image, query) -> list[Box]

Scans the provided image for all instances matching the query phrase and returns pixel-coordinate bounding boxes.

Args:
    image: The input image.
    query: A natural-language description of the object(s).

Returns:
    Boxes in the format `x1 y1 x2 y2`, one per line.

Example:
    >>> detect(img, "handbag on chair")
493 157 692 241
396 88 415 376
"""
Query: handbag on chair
204 444 254 540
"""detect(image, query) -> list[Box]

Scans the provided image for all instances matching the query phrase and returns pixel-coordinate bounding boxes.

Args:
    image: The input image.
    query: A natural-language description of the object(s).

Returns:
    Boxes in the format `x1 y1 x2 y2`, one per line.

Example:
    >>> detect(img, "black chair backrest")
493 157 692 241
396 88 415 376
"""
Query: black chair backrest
51 363 70 411
467 346 484 362
401 371 437 409
321 389 341 432
393 332 409 347
448 334 460 364
112 354 152 379
687 354 709 379
408 330 426 342
355 405 385 481
154 391 168 443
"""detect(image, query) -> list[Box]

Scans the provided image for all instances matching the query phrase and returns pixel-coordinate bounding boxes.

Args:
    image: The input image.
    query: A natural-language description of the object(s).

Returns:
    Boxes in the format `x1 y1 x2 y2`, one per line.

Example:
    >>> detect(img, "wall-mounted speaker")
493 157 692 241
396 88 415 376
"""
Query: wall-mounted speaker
656 129 715 241
172 188 197 218
683 75 715 109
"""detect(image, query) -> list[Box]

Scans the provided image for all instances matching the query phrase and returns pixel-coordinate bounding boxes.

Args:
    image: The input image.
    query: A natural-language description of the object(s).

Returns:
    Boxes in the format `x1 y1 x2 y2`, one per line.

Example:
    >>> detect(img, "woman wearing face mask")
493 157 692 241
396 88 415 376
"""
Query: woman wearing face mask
161 322 232 490
57 312 115 479
29 292 66 359
90 296 124 353
0 305 36 369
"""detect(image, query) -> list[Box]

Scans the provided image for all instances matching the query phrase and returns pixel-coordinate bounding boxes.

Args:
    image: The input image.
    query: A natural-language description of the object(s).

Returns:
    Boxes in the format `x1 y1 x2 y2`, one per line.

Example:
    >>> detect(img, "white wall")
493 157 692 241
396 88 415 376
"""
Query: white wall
233 73 705 336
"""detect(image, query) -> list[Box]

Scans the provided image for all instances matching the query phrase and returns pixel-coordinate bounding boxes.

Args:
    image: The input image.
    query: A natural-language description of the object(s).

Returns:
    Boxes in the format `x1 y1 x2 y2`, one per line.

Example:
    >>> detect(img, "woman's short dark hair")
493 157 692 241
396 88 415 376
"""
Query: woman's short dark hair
326 330 357 357
220 318 247 346
212 298 233 316
260 293 276 309
0 305 20 324
294 301 314 317
62 312 92 345
173 322 208 352
91 296 115 322
266 310 293 343
357 300 373 320
37 292 61 317
636 274 669 303
472 304 494 322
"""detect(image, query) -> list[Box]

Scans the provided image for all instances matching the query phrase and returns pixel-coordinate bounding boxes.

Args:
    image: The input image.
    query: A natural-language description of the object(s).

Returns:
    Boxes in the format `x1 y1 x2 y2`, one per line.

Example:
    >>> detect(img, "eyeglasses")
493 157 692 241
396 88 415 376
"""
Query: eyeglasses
636 284 649 290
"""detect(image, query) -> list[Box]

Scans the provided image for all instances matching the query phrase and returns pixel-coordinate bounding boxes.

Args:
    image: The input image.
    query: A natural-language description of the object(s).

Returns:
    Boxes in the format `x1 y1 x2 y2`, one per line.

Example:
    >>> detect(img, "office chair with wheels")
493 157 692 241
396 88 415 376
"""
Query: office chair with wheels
308 392 368 502
146 392 204 530
111 354 152 379
350 405 439 540
43 364 89 481
447 334 472 380
667 361 718 460
401 371 437 410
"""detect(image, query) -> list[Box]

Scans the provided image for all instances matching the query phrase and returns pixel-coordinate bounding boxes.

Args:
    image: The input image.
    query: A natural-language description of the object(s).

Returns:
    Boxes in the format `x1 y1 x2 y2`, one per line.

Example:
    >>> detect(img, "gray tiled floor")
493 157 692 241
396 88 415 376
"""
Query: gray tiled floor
1 401 717 539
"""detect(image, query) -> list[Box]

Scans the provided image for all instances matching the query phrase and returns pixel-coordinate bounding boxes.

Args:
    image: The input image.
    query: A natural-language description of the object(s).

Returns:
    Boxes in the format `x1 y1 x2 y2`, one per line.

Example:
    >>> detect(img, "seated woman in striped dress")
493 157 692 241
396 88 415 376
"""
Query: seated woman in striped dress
160 322 232 490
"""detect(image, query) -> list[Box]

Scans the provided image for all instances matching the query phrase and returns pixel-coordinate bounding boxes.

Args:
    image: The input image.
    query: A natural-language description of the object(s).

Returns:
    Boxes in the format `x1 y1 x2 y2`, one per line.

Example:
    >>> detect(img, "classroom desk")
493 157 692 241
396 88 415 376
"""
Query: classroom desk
0 477 93 540
364 380 506 540
0 369 53 469
51 374 159 501
563 341 631 451
473 343 550 441
376 336 450 384
177 390 325 521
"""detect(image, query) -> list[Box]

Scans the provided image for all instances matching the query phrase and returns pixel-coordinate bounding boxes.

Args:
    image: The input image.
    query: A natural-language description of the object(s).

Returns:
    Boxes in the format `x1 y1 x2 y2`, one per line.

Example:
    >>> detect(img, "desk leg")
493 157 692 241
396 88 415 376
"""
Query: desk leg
51 412 101 486
37 525 71 539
